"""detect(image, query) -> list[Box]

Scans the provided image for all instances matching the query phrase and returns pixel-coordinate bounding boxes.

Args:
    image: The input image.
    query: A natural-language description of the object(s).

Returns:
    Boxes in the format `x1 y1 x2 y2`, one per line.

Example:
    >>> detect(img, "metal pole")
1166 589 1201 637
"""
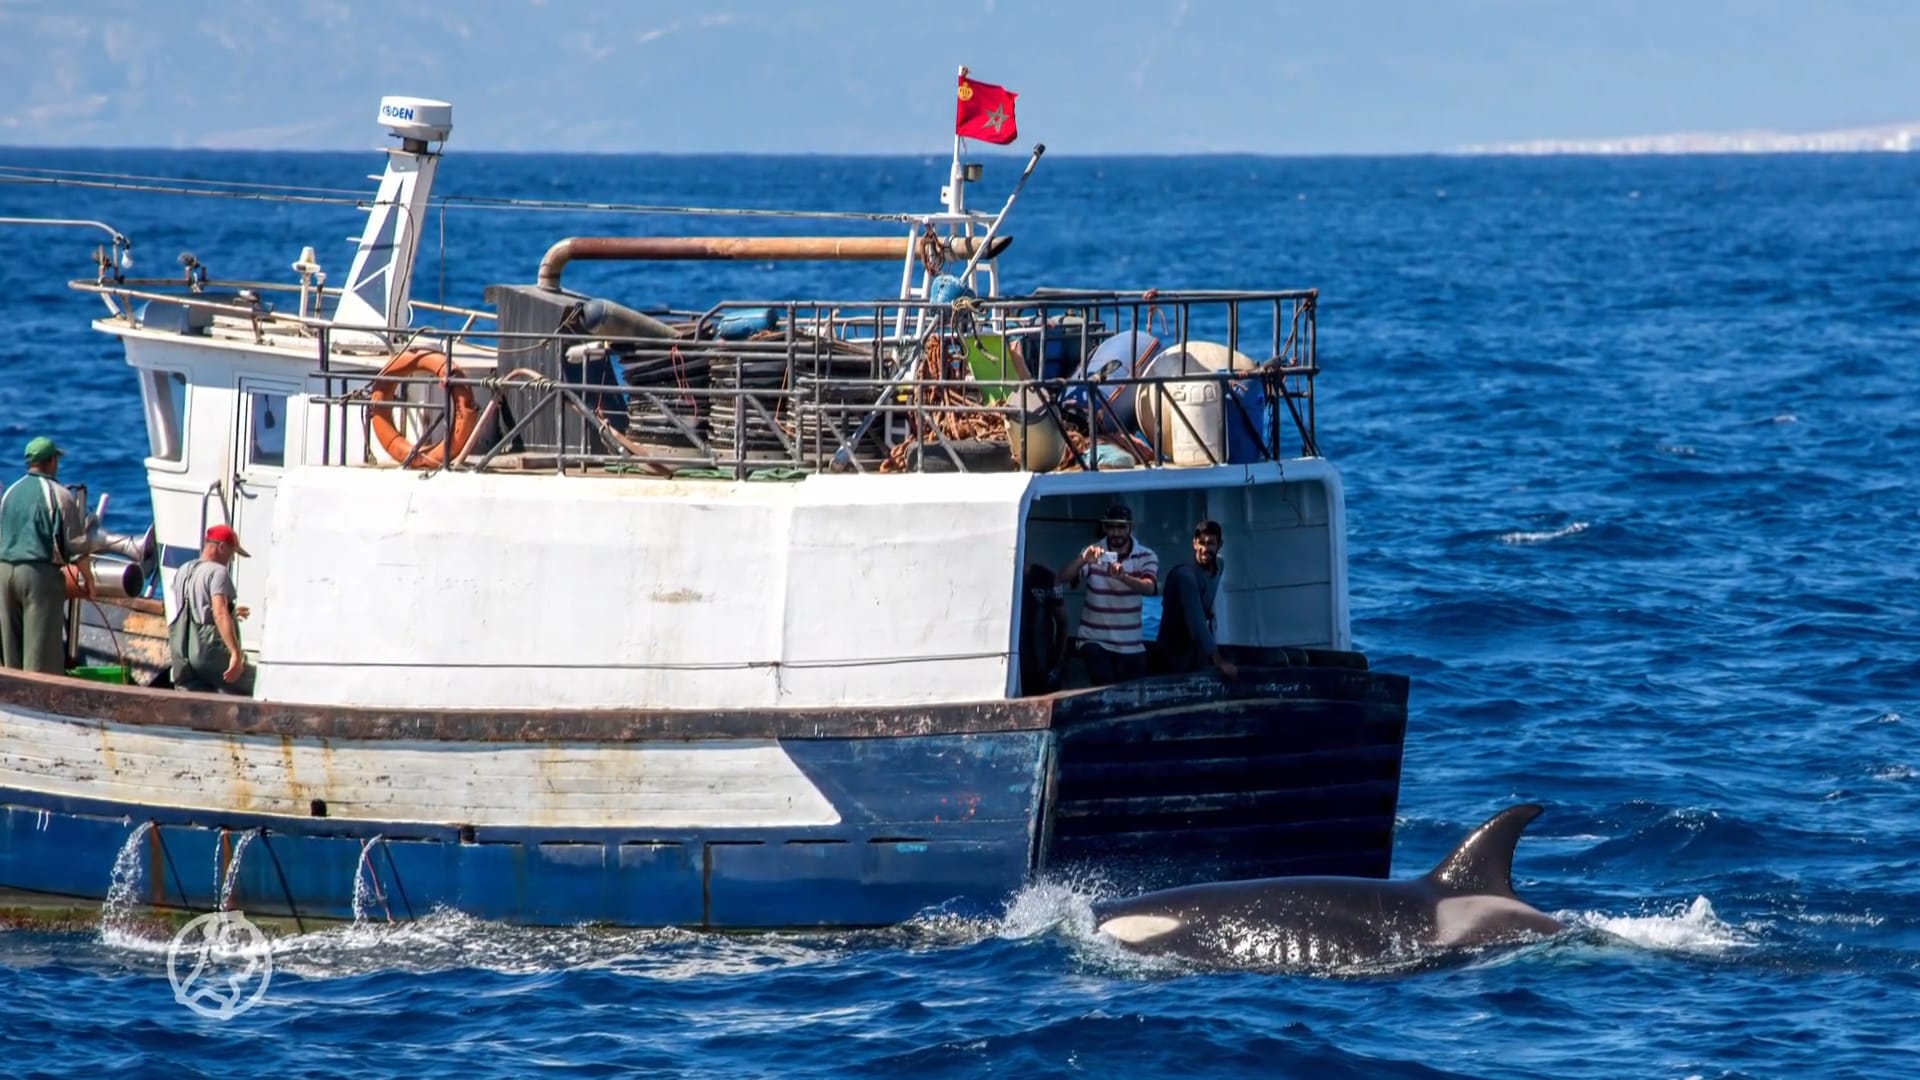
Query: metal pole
957 143 1043 281
947 66 967 218
829 142 1046 473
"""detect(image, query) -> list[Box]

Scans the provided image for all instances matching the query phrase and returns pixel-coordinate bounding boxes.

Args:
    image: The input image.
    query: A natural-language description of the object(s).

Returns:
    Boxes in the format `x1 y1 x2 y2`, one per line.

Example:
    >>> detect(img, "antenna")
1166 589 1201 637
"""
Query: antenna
332 95 454 347
377 95 454 148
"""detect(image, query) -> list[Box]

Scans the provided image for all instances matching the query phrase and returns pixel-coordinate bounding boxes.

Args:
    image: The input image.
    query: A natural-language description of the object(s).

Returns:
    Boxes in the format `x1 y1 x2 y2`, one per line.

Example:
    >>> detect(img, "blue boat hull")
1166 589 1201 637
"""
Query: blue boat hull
0 730 1048 929
0 663 1408 930
0 794 1038 930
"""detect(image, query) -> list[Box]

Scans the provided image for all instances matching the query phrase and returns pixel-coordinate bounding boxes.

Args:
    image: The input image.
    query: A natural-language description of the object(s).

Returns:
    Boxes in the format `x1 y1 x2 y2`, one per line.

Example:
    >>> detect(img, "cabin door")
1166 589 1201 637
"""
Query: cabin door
229 378 297 619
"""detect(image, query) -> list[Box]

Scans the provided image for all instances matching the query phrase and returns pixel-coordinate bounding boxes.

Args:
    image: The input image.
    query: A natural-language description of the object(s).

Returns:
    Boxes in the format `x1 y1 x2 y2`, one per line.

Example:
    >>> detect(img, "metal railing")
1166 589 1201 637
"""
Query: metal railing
70 276 1321 479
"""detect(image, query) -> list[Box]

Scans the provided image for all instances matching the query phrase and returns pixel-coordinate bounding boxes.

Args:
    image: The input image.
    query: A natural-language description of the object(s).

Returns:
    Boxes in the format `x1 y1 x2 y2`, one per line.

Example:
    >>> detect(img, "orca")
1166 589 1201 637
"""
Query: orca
1091 804 1566 971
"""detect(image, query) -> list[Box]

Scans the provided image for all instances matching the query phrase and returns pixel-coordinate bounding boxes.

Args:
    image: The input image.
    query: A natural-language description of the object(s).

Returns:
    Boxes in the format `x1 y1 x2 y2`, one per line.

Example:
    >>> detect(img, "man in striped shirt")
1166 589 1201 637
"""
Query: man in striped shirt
1061 502 1159 686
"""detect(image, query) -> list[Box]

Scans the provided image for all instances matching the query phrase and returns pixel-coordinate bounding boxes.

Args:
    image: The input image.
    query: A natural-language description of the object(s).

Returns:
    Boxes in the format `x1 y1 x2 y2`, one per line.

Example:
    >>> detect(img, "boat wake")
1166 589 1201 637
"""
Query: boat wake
80 885 1758 983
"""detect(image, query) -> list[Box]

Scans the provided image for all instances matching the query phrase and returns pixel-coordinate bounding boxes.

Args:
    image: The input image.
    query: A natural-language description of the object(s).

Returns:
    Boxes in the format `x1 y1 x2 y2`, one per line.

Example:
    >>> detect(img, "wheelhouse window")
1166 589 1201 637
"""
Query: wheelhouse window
248 389 288 468
139 369 189 462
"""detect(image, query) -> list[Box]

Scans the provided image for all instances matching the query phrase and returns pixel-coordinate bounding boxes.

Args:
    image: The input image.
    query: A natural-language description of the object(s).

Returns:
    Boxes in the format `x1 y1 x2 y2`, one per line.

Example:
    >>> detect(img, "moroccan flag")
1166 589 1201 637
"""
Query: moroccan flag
956 73 1018 144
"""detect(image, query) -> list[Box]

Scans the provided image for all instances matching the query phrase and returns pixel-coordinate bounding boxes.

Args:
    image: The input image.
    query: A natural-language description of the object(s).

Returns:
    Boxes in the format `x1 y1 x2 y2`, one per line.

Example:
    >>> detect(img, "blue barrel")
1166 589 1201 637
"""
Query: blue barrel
1038 316 1096 380
715 308 779 340
1224 376 1271 463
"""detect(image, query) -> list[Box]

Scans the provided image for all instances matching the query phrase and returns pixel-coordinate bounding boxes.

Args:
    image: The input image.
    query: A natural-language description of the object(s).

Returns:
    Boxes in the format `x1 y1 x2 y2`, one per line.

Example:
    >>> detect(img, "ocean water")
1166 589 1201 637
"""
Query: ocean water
1 146 1917 1077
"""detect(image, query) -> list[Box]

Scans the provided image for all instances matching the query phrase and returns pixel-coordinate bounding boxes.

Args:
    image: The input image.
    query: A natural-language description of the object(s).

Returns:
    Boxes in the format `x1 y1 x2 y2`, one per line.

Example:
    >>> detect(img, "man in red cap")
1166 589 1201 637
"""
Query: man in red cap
168 524 252 693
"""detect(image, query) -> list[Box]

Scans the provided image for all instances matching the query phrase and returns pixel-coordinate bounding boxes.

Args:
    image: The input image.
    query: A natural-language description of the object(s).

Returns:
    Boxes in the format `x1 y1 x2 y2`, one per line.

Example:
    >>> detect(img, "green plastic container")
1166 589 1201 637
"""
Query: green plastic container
68 665 128 685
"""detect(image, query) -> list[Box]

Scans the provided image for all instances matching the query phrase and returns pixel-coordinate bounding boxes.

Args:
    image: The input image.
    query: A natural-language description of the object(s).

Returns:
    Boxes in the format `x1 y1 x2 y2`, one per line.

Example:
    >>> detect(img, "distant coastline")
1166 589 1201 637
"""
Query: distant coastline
1457 121 1918 156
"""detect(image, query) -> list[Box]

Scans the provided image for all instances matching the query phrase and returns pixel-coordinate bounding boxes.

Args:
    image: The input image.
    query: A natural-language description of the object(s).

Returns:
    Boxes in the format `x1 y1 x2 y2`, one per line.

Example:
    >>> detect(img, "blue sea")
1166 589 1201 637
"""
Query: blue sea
1 145 1917 1078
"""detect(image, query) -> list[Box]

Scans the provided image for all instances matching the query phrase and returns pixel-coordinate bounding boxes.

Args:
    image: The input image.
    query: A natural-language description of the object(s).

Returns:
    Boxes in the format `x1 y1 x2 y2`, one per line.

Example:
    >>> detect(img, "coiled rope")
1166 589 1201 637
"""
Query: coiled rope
878 326 1011 473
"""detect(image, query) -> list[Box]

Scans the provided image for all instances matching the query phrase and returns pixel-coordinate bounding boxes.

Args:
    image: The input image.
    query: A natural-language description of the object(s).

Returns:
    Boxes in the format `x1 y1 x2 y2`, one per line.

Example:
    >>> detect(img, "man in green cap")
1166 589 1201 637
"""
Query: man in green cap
0 437 75 673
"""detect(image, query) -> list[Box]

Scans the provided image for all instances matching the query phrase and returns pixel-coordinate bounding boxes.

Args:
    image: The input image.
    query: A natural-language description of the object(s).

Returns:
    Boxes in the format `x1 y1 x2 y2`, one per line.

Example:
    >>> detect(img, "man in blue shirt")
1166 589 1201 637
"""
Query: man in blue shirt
0 437 74 674
1151 519 1238 679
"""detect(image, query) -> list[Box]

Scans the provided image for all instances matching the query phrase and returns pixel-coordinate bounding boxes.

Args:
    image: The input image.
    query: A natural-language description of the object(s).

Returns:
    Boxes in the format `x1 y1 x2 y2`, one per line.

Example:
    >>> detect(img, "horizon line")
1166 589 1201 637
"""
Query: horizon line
5 142 1919 161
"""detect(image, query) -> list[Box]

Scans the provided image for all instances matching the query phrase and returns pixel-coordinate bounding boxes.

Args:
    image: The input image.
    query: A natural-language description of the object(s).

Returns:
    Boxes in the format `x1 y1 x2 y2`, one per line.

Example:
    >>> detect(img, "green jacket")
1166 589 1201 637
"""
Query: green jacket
0 474 69 565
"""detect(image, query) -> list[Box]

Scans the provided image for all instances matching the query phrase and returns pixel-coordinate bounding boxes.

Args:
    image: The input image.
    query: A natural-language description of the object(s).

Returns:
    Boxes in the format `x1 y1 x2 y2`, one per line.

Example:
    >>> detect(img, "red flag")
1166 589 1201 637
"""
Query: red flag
956 72 1018 144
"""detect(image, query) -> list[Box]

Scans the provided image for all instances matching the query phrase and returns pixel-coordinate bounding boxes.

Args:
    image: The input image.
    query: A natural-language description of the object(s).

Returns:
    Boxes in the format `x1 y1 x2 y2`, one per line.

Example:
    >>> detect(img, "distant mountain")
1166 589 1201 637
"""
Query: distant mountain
1456 122 1919 156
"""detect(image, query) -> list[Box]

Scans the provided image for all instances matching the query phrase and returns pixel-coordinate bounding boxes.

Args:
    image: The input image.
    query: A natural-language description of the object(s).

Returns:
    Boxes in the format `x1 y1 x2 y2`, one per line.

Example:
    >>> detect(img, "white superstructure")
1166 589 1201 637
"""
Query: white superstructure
59 92 1349 711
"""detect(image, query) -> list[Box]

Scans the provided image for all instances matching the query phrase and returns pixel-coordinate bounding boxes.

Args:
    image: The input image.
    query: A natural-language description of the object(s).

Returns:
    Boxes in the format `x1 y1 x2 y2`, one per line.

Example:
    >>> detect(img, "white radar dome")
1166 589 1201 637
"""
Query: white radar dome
376 96 453 143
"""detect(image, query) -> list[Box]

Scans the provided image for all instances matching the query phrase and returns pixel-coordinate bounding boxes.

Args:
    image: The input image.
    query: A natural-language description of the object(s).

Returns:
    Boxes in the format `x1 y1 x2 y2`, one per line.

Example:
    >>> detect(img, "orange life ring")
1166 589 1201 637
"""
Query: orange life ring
368 348 481 469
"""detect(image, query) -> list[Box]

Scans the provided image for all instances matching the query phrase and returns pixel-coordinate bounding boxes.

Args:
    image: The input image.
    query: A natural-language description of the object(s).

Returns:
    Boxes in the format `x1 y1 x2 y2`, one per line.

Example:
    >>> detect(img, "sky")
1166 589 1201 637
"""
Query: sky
1 0 1916 154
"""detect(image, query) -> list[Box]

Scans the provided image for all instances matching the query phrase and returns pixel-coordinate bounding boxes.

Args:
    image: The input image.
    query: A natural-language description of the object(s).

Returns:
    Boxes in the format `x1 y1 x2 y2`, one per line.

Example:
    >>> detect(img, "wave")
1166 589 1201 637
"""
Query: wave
1497 521 1590 545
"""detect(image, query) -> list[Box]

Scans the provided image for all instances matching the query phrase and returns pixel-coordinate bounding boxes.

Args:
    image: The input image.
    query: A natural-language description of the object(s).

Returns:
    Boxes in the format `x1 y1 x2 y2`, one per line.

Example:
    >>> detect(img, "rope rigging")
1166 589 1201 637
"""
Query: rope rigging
0 164 996 223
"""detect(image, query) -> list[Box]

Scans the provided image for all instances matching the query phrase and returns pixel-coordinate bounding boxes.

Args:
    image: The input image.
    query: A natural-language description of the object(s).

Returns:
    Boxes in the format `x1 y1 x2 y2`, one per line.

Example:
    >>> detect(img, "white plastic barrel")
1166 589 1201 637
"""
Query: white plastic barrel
1134 340 1256 450
1165 378 1226 465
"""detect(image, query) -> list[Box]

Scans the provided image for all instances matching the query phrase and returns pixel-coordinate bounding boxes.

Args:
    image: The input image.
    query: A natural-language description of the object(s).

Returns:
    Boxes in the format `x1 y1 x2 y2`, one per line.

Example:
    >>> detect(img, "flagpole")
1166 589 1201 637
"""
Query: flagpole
948 65 967 218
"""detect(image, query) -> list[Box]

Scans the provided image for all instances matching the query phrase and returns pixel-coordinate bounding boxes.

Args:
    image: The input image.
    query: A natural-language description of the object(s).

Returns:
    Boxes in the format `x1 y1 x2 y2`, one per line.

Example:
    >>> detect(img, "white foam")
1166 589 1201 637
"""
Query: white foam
1789 910 1884 928
997 879 1097 941
1010 878 1192 974
1498 521 1589 545
91 889 1052 985
1580 896 1751 954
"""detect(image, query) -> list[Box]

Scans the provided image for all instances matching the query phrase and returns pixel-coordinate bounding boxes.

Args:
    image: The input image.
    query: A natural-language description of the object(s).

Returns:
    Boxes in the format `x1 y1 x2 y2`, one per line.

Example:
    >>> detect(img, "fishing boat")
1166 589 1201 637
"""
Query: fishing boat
0 91 1408 930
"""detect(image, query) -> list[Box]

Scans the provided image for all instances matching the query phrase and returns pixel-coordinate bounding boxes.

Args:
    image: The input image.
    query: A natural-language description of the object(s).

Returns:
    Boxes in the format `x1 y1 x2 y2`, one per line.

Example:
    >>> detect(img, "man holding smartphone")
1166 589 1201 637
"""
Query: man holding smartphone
1059 502 1159 685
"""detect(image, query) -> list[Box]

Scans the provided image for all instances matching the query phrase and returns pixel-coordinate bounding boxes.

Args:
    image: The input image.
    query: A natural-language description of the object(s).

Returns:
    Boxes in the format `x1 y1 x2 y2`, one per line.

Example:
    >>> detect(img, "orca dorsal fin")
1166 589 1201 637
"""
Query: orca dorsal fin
1423 804 1545 897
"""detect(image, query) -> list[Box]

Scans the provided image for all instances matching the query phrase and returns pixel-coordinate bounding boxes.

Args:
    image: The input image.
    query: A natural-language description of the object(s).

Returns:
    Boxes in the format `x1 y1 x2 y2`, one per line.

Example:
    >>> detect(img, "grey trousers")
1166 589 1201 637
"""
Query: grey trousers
1 561 66 674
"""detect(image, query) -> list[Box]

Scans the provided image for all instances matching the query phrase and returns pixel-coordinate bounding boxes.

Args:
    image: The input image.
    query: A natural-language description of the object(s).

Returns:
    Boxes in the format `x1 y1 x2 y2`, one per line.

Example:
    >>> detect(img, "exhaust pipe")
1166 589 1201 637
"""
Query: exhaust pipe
536 234 1014 291
83 524 152 564
61 489 155 564
65 556 146 600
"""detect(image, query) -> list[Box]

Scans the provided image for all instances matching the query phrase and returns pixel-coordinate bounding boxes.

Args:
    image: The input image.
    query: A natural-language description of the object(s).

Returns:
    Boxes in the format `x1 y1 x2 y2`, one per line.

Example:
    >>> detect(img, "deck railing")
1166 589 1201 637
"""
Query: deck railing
74 277 1320 478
